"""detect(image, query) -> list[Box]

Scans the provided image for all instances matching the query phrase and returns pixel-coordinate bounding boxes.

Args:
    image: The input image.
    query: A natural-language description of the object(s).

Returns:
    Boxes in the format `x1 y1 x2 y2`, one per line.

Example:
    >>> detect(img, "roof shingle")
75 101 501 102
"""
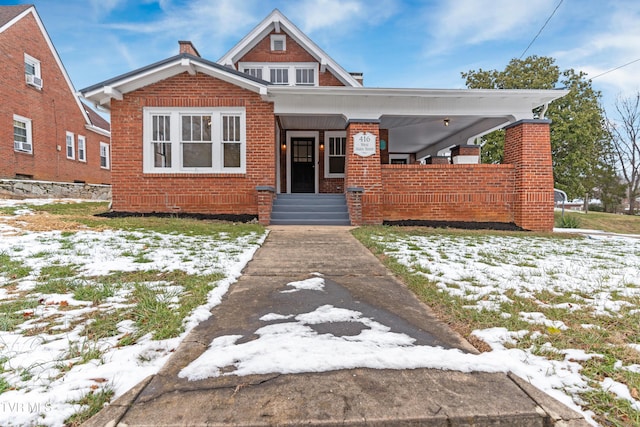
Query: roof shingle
0 5 32 29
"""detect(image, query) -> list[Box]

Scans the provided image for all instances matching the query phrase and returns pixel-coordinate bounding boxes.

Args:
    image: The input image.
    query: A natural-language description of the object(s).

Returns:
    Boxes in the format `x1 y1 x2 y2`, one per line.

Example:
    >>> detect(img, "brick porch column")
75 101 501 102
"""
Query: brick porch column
345 120 383 225
503 119 554 232
256 186 275 226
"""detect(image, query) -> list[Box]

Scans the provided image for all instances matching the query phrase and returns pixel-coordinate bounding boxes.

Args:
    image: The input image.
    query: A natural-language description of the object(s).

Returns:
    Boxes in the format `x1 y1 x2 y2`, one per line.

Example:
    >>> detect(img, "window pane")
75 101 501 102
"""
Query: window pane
25 62 35 75
202 116 212 141
154 142 172 167
14 121 27 143
329 157 345 174
182 143 212 167
182 116 191 141
222 115 241 142
270 68 288 84
223 143 241 168
153 115 170 141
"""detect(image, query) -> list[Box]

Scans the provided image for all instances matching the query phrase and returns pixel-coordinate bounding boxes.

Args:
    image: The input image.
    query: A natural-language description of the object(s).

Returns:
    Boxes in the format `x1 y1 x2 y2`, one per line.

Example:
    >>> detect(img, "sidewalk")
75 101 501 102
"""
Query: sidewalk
85 226 587 426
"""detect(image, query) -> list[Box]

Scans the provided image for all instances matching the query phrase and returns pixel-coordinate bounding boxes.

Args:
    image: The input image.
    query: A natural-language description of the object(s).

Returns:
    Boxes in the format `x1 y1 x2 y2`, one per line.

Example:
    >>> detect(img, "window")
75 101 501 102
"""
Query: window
143 108 246 173
66 132 75 159
270 68 289 85
296 68 315 86
389 154 410 164
100 142 110 169
270 34 286 51
13 115 32 154
24 54 42 89
181 114 213 168
243 68 263 80
325 131 346 177
77 135 86 162
238 62 318 87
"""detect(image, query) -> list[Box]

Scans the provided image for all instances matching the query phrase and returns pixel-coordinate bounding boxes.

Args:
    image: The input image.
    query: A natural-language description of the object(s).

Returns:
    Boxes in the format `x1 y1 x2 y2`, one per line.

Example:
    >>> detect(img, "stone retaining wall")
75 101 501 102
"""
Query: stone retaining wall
0 179 111 200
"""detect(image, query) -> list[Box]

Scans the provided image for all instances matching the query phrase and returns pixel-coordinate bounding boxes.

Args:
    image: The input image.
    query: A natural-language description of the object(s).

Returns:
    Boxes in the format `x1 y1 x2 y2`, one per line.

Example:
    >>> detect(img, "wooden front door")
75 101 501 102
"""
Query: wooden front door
291 137 315 193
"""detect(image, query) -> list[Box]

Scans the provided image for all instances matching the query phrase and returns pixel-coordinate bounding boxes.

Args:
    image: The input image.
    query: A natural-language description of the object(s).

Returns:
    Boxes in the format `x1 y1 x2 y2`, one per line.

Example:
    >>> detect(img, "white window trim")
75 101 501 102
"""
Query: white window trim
100 142 110 169
13 114 33 154
389 153 410 164
324 131 346 178
66 131 75 160
77 135 86 162
24 53 41 78
143 107 246 174
270 34 286 51
238 62 319 87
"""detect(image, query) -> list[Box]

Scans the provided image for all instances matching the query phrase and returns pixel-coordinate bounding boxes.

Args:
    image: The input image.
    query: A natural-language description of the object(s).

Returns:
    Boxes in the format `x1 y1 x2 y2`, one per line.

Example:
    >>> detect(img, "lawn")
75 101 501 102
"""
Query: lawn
555 209 640 235
353 226 640 426
0 199 265 426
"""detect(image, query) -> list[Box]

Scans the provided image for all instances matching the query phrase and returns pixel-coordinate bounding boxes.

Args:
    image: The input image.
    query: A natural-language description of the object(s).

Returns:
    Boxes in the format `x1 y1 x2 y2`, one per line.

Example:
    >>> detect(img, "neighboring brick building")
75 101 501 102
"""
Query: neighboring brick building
81 9 566 231
0 5 111 185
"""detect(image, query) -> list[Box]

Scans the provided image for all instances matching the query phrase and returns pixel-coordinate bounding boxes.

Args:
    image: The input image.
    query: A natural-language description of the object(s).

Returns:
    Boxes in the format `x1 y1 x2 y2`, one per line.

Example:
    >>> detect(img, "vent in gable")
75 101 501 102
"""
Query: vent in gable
26 74 43 89
271 34 286 52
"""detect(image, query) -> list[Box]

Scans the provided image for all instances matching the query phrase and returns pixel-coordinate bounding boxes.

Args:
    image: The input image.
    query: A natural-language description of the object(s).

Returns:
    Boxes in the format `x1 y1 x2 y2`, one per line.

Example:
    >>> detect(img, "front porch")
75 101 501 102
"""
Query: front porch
261 86 565 231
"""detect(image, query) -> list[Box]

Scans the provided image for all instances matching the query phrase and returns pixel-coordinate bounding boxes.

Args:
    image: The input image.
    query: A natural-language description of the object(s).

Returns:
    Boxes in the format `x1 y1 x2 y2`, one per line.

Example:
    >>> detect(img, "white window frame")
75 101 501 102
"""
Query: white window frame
238 62 319 87
143 107 246 174
66 131 75 160
270 34 286 52
242 67 263 80
100 142 110 169
324 131 347 178
77 135 86 162
24 53 41 78
13 114 33 154
295 67 315 86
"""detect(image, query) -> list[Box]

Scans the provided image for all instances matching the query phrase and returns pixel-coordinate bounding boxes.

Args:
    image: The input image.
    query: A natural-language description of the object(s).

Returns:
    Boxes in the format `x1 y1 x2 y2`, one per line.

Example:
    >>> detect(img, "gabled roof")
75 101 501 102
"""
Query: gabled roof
218 9 361 87
0 5 110 137
80 53 270 109
82 102 110 133
0 4 31 30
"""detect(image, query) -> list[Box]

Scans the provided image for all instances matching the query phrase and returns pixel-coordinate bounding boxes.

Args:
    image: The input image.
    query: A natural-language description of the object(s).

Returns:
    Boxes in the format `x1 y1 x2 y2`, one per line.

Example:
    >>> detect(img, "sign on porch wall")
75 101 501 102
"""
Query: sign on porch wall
353 132 377 157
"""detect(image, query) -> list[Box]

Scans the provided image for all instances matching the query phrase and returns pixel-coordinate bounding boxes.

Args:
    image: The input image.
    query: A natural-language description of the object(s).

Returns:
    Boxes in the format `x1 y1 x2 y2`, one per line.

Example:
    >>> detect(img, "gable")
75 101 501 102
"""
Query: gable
237 30 317 64
218 9 361 87
0 5 109 134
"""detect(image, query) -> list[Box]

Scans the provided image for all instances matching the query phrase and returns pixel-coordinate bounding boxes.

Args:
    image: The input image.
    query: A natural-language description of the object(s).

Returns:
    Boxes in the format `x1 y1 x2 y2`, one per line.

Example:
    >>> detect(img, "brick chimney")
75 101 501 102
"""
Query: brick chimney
178 41 200 57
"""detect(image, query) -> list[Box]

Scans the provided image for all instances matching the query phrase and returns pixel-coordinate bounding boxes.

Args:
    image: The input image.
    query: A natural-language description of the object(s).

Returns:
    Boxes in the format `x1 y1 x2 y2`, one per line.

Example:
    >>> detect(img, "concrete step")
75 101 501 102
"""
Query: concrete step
271 194 350 226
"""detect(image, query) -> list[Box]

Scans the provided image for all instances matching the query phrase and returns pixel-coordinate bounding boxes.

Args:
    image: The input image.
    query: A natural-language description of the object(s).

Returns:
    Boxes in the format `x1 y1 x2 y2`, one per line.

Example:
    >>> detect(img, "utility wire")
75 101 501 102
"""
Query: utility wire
590 57 640 80
519 0 564 59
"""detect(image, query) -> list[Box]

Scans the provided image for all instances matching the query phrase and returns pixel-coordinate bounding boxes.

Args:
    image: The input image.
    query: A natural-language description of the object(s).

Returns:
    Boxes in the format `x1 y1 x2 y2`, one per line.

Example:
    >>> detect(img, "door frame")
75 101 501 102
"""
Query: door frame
285 131 319 194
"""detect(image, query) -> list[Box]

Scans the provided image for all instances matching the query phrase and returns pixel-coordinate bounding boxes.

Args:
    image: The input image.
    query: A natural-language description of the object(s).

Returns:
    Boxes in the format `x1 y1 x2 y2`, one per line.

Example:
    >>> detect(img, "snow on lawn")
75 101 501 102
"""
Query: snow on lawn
368 230 640 425
0 199 266 426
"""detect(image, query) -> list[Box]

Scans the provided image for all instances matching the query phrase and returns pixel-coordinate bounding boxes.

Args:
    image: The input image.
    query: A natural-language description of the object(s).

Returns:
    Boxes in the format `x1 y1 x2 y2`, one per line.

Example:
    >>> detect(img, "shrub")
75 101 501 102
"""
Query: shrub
557 215 581 228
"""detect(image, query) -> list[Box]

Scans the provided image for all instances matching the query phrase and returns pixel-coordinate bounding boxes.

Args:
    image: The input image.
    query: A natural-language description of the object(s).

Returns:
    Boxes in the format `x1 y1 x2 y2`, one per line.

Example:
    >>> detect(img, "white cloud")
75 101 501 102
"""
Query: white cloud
288 0 399 34
425 0 557 55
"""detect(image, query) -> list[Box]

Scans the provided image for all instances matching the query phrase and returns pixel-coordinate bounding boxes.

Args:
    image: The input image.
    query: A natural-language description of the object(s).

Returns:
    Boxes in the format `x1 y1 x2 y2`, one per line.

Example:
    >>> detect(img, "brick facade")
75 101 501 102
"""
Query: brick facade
503 120 554 231
109 72 275 215
381 164 516 223
345 121 382 225
0 9 111 184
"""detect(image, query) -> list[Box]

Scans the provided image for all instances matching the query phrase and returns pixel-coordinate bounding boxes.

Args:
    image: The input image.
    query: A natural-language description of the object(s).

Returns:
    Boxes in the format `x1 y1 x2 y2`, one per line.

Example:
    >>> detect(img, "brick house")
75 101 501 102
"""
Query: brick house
80 9 567 231
0 5 111 185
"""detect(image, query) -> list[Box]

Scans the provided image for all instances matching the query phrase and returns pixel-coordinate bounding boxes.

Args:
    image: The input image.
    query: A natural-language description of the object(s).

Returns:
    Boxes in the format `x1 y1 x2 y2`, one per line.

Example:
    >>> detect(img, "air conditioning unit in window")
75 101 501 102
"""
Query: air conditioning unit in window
26 74 43 89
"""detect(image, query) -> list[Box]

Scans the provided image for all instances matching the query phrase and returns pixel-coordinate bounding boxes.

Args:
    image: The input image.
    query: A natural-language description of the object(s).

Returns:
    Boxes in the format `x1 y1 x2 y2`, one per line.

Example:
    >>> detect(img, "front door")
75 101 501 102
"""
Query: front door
291 137 315 193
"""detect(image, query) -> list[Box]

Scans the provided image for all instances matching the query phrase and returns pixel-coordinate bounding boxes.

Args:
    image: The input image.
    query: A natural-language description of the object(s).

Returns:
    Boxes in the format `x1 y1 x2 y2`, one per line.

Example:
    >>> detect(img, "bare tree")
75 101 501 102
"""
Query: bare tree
608 93 640 215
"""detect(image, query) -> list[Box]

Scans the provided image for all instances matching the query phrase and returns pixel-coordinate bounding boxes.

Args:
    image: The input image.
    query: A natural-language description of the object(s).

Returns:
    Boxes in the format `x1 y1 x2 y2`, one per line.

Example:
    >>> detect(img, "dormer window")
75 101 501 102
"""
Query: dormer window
270 34 286 52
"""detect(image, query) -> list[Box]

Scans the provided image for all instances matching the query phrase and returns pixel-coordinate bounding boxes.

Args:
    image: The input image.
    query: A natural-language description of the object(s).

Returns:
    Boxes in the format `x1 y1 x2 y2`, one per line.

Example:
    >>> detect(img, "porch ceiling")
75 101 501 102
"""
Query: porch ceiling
270 86 568 157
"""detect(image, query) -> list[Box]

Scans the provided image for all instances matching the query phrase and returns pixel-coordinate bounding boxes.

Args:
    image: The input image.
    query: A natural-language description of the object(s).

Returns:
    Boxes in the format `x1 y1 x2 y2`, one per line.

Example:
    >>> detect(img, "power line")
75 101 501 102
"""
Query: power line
519 0 564 59
590 57 640 80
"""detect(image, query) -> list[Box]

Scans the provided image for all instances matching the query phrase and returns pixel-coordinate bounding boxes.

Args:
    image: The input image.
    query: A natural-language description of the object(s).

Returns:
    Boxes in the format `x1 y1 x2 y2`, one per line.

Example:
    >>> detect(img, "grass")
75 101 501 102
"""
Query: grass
64 387 115 427
555 210 640 234
0 253 32 280
352 225 640 426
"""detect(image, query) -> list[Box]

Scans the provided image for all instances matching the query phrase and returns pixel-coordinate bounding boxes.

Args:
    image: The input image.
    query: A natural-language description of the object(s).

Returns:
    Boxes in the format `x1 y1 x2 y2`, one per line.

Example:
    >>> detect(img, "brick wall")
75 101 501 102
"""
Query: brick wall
109 72 275 215
504 120 554 231
381 164 516 223
235 30 345 87
345 121 382 224
0 11 111 184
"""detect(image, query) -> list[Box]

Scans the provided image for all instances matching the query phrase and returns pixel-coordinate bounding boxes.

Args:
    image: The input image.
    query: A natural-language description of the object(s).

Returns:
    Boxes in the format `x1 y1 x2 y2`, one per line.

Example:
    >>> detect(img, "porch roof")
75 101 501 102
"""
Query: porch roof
267 86 569 157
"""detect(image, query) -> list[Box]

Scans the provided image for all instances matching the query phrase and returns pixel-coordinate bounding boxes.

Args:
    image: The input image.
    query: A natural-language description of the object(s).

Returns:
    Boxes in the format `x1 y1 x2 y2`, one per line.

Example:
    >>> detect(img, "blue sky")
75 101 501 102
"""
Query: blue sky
8 0 640 115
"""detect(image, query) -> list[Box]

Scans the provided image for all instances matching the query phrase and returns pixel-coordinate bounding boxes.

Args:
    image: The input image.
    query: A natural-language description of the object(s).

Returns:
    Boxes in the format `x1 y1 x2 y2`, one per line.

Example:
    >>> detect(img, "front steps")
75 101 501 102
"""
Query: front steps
270 194 351 225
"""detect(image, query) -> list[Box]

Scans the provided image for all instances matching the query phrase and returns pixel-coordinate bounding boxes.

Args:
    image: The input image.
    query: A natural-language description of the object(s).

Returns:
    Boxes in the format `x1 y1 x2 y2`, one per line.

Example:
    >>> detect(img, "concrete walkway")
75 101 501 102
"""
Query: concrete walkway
85 226 587 426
